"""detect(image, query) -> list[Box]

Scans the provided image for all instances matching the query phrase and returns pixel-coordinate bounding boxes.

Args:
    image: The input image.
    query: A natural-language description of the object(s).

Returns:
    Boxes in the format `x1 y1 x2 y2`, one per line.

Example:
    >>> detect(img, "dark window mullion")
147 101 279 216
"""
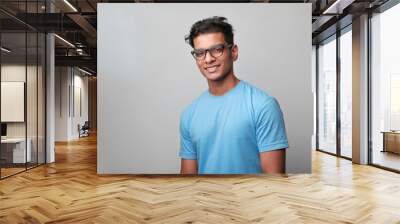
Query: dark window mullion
367 11 373 165
44 12 47 164
316 45 320 150
36 0 39 167
0 27 2 179
25 0 28 171
336 30 341 157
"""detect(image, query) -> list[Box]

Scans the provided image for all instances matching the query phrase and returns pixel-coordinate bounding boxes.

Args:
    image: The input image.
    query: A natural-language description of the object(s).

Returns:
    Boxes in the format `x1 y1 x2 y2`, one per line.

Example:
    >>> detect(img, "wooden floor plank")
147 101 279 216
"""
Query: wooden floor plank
0 134 400 223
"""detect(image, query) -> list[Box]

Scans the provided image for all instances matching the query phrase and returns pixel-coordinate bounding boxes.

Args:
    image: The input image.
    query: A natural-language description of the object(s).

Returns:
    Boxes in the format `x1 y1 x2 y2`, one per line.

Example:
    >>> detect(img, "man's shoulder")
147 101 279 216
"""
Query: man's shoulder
241 80 275 106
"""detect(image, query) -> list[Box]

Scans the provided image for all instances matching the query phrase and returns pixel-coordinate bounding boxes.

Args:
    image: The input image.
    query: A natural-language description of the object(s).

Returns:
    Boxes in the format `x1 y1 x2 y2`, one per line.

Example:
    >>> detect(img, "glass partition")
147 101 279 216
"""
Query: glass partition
27 31 38 169
0 1 46 179
317 36 337 155
0 31 28 177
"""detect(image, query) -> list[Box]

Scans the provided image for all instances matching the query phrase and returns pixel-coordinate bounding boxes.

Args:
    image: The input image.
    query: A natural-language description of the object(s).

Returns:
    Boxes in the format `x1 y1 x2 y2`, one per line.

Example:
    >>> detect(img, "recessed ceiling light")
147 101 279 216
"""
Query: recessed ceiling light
54 34 75 48
63 0 78 12
78 67 93 76
322 0 354 15
1 47 11 53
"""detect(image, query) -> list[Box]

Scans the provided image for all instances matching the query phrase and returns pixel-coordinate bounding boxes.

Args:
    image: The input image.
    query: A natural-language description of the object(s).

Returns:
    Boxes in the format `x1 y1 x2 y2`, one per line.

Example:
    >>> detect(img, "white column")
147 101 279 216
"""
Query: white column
352 14 369 164
46 33 55 163
45 0 56 163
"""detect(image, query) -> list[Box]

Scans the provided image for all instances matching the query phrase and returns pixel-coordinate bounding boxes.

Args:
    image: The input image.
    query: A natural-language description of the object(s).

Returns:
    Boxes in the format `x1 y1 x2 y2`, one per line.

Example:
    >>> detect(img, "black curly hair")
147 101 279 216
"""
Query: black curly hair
185 16 234 48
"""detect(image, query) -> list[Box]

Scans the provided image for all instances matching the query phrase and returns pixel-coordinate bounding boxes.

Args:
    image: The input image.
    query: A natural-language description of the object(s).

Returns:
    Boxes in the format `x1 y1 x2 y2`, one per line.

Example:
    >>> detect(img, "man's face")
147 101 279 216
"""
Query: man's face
192 32 238 82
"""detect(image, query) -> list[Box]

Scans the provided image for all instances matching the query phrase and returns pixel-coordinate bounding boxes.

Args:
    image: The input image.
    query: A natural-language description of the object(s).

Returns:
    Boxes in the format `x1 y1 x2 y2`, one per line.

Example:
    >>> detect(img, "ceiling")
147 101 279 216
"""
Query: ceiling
0 0 392 75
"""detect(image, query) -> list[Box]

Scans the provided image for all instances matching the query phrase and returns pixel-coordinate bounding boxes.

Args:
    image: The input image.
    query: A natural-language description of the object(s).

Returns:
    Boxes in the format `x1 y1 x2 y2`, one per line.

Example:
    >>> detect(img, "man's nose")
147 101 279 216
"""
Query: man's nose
204 50 216 63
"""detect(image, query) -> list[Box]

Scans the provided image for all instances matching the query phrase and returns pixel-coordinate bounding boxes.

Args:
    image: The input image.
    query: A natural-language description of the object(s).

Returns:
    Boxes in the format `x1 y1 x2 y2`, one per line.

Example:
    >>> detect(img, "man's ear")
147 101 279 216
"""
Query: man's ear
231 44 238 61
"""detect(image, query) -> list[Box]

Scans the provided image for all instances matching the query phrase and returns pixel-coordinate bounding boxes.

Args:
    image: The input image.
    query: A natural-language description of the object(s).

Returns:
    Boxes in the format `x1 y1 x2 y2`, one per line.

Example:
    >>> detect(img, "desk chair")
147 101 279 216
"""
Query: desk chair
78 121 90 138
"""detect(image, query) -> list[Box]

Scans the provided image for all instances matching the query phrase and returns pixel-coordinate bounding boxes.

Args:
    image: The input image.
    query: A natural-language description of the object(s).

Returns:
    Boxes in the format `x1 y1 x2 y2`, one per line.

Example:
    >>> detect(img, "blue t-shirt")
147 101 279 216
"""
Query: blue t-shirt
179 80 289 174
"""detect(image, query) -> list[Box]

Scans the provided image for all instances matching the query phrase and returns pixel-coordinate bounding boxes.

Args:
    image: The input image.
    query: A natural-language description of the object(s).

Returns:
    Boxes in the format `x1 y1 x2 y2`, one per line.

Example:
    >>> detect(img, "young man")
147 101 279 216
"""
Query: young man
180 16 288 174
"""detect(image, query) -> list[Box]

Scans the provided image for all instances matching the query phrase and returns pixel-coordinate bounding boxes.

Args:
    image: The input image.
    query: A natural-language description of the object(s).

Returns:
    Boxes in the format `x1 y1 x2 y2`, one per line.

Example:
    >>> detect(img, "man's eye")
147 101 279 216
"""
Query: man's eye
194 51 205 56
212 47 224 53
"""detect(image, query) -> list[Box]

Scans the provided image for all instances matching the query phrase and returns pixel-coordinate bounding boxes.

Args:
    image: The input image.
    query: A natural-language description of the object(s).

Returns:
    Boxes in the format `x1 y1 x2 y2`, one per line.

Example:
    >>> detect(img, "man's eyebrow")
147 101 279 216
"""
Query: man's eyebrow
193 48 206 52
194 43 225 51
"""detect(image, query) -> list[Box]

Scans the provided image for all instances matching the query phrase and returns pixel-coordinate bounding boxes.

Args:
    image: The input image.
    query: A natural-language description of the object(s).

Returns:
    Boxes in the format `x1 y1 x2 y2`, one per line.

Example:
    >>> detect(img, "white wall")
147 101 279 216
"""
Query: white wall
98 3 312 174
55 66 69 141
72 72 89 138
55 67 89 141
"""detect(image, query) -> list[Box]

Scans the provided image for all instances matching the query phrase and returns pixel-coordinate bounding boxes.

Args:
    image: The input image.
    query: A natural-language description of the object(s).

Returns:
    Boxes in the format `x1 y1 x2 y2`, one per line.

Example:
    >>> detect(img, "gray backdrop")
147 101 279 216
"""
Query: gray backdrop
97 3 312 174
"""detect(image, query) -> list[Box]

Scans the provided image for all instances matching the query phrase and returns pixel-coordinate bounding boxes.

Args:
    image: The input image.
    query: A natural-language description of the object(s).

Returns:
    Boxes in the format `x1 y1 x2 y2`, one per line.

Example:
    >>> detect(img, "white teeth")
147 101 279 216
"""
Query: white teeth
206 65 218 72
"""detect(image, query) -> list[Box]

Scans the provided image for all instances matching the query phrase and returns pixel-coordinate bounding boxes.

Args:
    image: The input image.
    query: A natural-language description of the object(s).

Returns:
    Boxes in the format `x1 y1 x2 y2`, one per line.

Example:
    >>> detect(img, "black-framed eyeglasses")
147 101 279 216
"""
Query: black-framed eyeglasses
191 43 233 60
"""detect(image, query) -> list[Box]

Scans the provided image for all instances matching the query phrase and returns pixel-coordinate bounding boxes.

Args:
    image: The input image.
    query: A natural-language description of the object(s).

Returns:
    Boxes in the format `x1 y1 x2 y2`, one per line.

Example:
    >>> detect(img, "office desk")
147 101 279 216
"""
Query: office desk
1 138 32 164
381 131 400 154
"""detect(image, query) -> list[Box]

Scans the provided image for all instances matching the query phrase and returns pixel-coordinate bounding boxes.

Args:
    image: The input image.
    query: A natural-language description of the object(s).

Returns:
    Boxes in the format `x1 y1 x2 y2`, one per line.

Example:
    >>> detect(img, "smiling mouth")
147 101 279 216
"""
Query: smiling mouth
205 65 220 73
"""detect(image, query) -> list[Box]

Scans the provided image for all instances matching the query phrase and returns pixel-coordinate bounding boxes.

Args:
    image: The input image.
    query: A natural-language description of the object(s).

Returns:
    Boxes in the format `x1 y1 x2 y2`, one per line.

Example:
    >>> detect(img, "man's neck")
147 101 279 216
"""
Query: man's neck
207 73 240 96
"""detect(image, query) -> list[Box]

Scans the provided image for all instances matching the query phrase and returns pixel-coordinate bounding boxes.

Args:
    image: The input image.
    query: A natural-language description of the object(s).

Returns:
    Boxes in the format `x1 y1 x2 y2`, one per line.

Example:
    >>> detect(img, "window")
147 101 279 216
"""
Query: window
318 36 337 155
371 2 400 171
339 28 352 158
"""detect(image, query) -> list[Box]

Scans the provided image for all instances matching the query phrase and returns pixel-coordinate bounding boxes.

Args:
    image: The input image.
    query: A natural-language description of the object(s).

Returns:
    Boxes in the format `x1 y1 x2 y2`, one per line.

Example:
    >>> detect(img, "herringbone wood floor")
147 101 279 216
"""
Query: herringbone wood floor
1 134 400 224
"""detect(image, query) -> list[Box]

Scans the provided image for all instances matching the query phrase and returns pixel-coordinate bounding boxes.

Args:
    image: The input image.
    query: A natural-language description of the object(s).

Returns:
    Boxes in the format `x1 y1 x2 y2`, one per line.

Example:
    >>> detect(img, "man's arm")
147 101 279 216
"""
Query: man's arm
259 149 285 173
181 159 198 174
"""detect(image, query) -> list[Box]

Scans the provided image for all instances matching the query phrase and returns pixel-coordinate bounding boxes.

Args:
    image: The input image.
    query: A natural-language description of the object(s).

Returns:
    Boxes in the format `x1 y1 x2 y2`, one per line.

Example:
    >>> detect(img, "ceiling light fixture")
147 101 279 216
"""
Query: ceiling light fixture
76 48 84 55
322 0 354 15
1 47 11 53
54 34 75 48
63 0 78 12
78 67 93 76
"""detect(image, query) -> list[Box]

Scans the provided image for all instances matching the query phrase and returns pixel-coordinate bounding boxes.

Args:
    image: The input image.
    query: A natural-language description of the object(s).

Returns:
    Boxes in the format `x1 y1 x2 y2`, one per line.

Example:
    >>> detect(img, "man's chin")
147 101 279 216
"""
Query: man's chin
204 73 224 81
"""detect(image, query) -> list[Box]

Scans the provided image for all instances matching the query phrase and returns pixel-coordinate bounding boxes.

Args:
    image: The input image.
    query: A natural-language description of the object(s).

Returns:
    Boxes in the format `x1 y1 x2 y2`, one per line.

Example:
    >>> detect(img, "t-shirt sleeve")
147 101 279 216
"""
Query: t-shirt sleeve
179 111 197 159
255 97 289 152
